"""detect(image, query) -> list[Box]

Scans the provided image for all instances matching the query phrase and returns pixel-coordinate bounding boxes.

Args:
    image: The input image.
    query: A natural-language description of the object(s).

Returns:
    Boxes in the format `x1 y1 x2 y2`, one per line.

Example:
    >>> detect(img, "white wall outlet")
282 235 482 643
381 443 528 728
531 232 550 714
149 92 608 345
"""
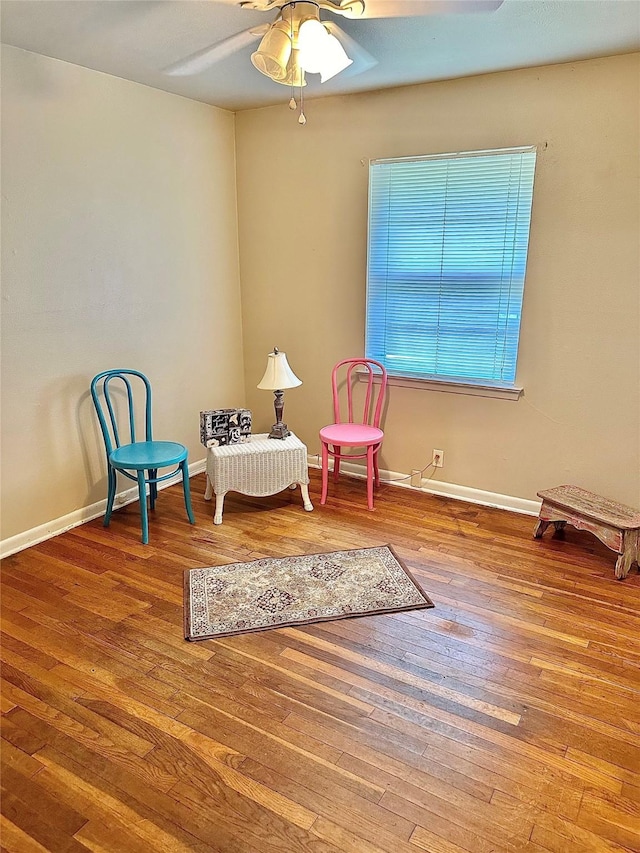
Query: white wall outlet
410 469 422 488
432 449 444 468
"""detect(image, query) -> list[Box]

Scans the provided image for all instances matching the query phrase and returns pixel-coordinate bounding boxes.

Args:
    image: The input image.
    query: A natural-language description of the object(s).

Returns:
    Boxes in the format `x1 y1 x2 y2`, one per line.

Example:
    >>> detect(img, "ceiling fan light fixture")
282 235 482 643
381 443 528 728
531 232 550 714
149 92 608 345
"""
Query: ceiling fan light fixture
248 1 356 121
250 19 292 81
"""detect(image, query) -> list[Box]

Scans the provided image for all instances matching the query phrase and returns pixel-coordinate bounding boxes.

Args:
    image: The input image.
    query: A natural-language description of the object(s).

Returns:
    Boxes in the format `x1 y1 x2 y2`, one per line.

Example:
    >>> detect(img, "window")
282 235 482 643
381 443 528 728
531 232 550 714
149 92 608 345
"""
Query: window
365 147 536 391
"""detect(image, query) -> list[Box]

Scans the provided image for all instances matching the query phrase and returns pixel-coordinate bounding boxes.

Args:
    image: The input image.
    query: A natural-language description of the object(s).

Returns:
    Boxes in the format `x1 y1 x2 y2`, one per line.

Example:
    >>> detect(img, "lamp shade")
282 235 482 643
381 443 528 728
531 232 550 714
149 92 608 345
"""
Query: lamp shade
257 349 302 391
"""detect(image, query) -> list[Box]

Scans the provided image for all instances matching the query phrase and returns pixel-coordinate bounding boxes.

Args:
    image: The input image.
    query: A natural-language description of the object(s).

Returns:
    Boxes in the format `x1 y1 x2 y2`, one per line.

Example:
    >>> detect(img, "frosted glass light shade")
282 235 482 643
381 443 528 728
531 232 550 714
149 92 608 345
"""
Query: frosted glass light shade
319 34 353 81
298 19 352 82
275 49 307 87
257 350 302 390
251 21 292 81
298 18 328 74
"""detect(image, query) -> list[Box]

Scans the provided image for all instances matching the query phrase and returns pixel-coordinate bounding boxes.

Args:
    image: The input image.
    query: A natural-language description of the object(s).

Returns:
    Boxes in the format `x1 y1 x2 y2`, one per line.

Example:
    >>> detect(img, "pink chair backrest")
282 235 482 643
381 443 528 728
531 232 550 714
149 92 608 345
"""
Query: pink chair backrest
331 359 388 428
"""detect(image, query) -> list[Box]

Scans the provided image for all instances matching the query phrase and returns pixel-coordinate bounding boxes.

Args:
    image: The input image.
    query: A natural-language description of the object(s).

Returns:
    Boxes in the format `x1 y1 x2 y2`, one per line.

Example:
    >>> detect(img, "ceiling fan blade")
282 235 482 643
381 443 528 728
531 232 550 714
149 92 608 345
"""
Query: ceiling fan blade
324 22 378 76
163 24 269 76
354 0 503 18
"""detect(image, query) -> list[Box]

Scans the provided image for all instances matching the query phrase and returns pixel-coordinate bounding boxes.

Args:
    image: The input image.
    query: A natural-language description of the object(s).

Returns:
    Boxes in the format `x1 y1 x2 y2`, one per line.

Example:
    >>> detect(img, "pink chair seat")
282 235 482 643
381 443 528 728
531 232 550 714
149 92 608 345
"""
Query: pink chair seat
320 423 383 447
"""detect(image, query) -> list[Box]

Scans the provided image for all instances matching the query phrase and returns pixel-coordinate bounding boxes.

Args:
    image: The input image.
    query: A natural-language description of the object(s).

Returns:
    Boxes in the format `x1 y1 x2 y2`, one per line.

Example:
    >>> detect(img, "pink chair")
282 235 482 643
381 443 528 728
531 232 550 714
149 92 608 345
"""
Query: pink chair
319 358 388 511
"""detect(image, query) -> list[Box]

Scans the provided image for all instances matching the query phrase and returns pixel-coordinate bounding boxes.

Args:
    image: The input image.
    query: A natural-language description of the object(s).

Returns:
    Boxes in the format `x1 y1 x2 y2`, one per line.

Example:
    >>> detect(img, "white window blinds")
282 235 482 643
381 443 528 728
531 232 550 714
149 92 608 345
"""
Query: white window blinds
366 147 536 386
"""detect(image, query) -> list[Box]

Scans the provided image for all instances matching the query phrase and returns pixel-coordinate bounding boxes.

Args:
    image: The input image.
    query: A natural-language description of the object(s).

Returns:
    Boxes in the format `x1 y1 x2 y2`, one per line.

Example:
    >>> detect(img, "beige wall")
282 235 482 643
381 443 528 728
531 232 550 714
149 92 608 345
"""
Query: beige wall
3 49 638 545
236 54 640 507
1 46 245 540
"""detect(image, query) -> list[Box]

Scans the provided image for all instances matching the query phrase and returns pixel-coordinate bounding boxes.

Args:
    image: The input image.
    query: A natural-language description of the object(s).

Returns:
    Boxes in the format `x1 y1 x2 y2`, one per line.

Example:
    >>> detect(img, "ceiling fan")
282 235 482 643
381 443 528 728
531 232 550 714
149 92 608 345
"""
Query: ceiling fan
164 0 504 122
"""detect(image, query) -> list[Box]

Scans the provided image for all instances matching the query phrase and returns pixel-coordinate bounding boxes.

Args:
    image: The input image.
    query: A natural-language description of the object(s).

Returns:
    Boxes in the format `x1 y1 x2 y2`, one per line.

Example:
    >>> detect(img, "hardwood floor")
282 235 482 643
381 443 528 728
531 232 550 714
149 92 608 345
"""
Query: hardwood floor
2 470 639 852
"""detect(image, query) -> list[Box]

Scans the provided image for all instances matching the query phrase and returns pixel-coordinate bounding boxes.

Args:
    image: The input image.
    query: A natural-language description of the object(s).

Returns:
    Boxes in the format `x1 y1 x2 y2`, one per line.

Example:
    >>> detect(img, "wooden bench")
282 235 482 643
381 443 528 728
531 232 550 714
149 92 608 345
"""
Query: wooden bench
534 485 640 580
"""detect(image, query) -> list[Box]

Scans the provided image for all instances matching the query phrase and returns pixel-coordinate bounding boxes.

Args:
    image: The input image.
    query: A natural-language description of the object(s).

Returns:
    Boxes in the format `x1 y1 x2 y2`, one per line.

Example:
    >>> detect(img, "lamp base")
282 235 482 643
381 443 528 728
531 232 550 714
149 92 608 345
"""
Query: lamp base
268 421 290 440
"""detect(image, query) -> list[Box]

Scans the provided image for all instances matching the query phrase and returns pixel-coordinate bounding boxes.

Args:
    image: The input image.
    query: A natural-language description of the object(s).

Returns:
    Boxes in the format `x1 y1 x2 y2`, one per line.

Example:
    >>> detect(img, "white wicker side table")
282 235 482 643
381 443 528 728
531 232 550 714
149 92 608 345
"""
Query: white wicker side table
204 432 313 525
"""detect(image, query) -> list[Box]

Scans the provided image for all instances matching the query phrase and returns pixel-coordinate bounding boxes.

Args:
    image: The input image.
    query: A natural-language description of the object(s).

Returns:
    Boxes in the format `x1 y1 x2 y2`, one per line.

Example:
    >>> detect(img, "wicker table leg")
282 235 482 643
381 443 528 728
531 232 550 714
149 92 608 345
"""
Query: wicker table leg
299 483 313 512
214 493 225 525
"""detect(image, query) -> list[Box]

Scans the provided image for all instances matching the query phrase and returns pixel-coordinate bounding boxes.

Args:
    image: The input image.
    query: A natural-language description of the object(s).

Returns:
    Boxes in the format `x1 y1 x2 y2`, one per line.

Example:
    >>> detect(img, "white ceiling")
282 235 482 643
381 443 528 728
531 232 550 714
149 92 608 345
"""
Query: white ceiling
2 0 639 111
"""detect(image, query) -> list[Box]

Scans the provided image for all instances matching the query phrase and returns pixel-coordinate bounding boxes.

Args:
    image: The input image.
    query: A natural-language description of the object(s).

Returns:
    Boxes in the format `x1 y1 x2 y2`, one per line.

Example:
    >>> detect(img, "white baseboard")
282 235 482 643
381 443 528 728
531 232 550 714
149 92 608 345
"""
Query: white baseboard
0 459 207 560
307 456 541 516
2 456 541 560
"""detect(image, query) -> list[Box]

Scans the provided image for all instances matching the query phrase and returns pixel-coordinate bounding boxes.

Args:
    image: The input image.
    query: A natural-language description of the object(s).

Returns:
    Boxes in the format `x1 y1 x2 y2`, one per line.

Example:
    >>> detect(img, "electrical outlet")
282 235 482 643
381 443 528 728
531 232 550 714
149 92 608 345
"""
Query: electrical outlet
432 449 444 468
410 469 422 488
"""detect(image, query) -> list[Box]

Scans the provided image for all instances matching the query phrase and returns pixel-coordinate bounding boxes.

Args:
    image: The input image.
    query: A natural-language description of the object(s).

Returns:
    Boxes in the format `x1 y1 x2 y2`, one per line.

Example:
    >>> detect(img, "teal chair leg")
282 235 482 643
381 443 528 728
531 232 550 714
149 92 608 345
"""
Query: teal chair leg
149 469 158 510
104 466 116 527
137 470 149 544
181 460 195 524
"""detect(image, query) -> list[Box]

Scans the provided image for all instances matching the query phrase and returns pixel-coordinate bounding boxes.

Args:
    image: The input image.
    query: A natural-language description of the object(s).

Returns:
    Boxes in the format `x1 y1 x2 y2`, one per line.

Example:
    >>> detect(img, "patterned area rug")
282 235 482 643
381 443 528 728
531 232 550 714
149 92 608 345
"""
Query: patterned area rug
184 545 433 642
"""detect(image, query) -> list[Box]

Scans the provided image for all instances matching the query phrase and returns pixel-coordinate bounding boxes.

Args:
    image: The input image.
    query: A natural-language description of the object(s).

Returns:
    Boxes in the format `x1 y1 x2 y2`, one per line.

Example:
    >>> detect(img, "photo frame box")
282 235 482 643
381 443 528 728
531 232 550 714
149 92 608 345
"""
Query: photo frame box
200 409 252 447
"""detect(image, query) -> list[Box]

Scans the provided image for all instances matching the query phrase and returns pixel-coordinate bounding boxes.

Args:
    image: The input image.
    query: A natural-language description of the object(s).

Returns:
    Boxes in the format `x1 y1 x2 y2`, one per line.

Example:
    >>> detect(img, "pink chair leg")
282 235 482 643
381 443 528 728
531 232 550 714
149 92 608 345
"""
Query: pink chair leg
366 445 375 510
320 442 329 505
373 447 380 487
333 448 341 482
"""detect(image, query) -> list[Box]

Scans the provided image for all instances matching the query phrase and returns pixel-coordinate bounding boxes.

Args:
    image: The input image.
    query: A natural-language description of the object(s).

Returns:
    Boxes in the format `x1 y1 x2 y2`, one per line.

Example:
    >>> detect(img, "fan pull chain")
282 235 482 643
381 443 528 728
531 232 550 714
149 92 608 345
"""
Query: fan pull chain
298 84 306 125
288 4 297 110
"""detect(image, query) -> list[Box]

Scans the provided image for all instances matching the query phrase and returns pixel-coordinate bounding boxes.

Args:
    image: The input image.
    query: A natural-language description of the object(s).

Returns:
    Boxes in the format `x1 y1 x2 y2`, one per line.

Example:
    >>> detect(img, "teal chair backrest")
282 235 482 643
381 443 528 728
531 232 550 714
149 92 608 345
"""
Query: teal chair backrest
90 369 153 458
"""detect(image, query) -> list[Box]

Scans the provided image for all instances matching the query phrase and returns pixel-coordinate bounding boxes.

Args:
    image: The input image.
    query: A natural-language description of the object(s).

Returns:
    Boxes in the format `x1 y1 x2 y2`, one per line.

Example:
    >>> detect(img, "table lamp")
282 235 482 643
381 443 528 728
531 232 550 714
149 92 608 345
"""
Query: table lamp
257 347 302 439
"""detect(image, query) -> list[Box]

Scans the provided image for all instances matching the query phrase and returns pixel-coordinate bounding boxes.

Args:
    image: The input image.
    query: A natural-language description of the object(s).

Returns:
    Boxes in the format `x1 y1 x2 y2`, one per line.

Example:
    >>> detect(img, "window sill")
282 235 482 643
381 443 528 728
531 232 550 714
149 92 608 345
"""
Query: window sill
359 371 523 400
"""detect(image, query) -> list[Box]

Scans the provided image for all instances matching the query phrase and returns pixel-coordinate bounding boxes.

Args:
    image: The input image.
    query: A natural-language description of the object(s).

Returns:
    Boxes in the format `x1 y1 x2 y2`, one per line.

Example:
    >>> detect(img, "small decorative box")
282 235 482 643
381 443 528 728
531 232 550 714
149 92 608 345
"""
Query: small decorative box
200 409 252 448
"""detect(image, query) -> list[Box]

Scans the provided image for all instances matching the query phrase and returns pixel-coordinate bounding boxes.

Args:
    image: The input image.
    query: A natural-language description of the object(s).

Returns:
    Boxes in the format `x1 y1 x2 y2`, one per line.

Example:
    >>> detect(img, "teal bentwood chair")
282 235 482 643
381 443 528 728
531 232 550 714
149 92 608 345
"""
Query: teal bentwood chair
90 369 195 544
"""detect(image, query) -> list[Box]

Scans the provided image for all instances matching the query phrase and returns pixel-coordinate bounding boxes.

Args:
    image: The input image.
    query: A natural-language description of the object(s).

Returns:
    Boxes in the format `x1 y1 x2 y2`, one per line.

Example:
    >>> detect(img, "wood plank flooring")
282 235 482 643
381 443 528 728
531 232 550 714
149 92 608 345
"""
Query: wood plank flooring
2 470 639 852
